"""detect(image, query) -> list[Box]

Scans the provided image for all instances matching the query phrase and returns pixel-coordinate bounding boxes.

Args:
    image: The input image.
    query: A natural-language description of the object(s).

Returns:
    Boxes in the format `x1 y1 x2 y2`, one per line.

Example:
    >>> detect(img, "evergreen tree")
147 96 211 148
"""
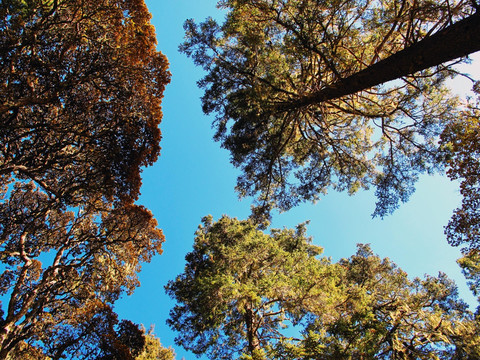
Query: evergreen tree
167 217 479 359
181 0 479 220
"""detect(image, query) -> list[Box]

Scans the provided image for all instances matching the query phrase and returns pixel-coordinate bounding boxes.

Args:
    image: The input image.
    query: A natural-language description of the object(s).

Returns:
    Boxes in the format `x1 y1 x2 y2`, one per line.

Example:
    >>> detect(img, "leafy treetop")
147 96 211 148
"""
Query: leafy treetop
167 216 479 359
0 0 169 357
181 0 478 220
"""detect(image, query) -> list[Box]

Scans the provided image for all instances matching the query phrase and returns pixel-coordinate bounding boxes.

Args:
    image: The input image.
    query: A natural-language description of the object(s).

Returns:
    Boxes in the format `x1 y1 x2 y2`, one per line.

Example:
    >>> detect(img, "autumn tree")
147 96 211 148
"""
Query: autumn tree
41 306 176 360
45 304 147 360
38 306 175 360
167 218 479 359
0 0 169 357
5 341 49 360
97 319 146 360
181 0 479 219
166 215 338 360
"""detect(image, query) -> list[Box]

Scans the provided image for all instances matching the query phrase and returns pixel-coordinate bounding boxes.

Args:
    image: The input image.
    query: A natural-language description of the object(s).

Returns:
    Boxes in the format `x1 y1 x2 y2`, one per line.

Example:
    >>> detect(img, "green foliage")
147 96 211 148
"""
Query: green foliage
442 87 480 251
297 244 479 359
166 215 336 359
458 249 480 309
167 218 479 359
136 328 176 360
181 0 476 220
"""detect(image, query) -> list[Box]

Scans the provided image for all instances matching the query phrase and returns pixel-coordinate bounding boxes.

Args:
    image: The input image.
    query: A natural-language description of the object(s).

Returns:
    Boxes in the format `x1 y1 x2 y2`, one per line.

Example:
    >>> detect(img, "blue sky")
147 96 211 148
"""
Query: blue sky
114 2 480 358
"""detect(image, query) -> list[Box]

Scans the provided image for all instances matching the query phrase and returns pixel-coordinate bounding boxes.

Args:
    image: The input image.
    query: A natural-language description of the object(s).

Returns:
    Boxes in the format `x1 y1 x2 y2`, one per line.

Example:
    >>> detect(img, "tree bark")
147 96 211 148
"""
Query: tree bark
245 305 261 356
283 12 480 110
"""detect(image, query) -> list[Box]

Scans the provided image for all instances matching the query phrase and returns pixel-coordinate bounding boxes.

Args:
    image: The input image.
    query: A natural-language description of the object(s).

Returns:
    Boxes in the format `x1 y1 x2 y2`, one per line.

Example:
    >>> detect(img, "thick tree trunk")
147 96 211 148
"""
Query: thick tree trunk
285 12 480 110
245 306 261 357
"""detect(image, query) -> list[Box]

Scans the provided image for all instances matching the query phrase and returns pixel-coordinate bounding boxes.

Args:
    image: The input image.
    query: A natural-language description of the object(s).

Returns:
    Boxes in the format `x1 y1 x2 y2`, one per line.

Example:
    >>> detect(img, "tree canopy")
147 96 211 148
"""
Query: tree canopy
3 0 480 358
167 216 479 359
166 215 336 359
296 245 480 359
442 86 480 251
458 249 480 312
136 327 176 360
1 0 169 203
181 0 479 219
0 0 170 357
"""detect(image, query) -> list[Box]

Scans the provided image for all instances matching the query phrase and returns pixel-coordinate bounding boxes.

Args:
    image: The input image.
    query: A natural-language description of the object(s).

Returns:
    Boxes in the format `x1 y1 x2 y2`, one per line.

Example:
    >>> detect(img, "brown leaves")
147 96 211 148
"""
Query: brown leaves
0 0 169 357
1 0 170 204
0 183 165 355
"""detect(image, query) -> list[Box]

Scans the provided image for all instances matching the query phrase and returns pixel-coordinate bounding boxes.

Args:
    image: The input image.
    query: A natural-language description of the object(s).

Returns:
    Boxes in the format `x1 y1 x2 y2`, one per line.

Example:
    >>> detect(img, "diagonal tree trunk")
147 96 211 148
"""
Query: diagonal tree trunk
283 12 480 111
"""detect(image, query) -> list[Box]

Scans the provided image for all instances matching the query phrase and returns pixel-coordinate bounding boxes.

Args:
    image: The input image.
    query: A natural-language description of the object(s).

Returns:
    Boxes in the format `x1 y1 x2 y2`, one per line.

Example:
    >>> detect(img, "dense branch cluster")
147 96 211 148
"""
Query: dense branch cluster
167 216 480 359
181 0 478 219
169 0 480 358
2 0 480 358
0 0 170 357
442 87 480 250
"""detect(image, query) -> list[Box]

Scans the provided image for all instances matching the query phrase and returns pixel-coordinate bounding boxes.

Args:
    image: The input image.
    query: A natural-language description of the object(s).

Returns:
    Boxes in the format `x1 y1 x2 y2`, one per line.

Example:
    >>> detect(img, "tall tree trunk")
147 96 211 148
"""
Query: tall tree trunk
283 12 480 111
245 305 261 357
